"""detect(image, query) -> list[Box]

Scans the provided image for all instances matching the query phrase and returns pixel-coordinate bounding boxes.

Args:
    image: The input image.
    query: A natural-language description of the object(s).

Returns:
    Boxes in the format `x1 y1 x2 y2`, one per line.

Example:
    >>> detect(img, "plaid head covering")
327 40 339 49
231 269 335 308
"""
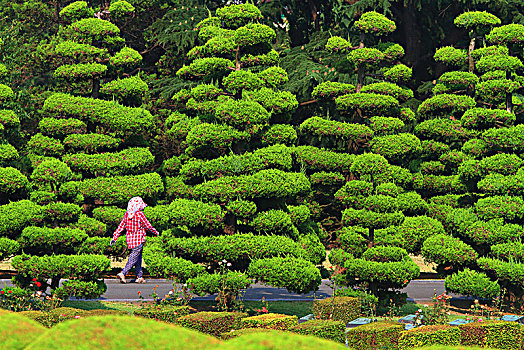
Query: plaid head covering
126 196 147 219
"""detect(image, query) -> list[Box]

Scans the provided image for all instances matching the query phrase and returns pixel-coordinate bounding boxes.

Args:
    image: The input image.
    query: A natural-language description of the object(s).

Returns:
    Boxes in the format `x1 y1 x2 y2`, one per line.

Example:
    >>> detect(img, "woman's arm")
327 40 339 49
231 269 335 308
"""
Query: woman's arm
138 211 160 236
112 214 127 241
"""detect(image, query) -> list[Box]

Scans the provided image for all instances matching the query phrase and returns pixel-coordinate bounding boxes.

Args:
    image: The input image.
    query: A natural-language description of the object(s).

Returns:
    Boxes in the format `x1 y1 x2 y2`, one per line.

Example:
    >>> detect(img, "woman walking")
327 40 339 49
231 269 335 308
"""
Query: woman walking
110 196 160 284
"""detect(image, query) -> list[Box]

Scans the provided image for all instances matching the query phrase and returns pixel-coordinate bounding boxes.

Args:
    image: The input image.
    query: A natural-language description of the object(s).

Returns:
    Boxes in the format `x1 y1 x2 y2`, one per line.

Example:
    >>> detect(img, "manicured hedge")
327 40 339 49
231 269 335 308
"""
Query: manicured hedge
42 93 154 135
18 226 88 255
0 167 29 199
168 198 223 230
0 237 19 260
398 325 461 349
290 319 346 343
343 256 420 288
313 297 360 324
143 251 205 282
164 233 308 264
25 315 218 350
215 330 347 350
0 200 44 237
422 234 478 266
63 148 154 177
292 146 355 173
459 321 521 349
346 321 404 350
241 313 298 330
133 306 192 323
445 268 501 299
180 145 292 183
74 172 164 205
63 133 121 153
300 117 374 145
193 169 310 202
176 311 248 336
247 256 321 294
188 271 251 296
0 311 46 349
12 254 110 281
39 117 87 137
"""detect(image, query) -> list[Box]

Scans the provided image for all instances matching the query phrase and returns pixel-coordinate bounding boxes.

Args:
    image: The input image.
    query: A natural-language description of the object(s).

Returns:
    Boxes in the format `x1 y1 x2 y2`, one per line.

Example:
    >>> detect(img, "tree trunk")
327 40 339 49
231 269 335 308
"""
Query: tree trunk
92 78 100 98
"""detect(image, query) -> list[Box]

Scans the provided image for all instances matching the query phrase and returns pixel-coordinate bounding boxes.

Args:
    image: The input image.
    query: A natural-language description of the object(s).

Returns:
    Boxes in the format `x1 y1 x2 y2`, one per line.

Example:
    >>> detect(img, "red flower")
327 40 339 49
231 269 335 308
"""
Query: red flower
7 290 12 294
0 290 4 295
32 278 37 282
262 307 268 313
36 282 42 288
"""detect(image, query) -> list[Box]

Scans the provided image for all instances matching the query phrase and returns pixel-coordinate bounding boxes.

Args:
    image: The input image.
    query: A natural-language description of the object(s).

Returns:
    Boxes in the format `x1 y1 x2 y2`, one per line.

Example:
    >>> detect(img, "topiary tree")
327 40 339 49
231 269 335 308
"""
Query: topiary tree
140 3 323 308
417 11 524 306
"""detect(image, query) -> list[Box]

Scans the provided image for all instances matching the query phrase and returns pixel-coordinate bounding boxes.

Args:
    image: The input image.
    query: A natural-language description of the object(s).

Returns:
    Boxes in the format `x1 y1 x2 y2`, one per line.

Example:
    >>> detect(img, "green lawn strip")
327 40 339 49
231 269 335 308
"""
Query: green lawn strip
62 300 139 314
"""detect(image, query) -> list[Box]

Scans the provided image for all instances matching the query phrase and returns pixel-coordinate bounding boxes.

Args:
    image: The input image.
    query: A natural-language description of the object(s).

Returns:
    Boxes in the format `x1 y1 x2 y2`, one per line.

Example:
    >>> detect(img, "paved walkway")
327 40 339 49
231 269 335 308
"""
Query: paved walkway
0 279 450 302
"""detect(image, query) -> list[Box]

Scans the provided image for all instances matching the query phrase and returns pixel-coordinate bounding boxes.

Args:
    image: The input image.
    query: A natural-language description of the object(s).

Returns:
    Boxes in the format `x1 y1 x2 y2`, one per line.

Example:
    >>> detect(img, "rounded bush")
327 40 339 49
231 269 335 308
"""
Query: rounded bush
397 216 445 252
370 133 422 161
354 11 396 35
336 93 400 116
31 159 72 188
312 82 354 100
109 47 142 67
444 268 500 298
25 316 219 350
0 311 46 349
216 3 262 29
109 0 135 19
434 46 467 66
262 124 297 146
0 167 29 199
454 11 501 29
248 256 321 294
421 234 478 266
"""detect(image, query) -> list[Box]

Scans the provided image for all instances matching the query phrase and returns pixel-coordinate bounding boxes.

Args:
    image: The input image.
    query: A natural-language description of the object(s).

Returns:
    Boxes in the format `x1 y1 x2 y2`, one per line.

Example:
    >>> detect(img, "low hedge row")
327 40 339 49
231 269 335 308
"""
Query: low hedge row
241 313 298 330
313 297 361 324
22 308 127 328
0 200 44 237
290 319 346 343
133 306 192 323
176 311 248 337
18 226 88 255
292 146 355 173
345 321 522 350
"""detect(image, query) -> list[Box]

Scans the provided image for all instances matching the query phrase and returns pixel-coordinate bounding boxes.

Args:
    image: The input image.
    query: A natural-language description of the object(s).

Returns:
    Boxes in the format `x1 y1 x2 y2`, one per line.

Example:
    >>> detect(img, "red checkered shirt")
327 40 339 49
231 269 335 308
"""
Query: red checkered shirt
112 211 160 249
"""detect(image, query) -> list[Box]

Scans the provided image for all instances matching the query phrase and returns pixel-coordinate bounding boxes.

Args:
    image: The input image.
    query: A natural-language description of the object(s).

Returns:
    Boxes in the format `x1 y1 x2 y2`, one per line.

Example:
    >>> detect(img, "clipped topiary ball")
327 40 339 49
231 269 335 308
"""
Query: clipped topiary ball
25 315 219 350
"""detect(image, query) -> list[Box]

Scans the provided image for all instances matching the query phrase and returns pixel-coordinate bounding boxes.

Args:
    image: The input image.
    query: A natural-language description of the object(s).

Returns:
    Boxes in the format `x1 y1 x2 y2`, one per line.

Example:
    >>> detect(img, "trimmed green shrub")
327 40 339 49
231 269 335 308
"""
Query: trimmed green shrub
0 311 46 349
336 93 400 116
185 123 247 157
27 134 64 156
54 40 107 60
133 306 192 323
54 279 107 300
39 118 87 137
0 237 19 260
0 200 44 237
293 146 355 173
455 11 501 28
290 319 346 343
63 148 154 177
370 133 422 161
347 48 385 65
342 208 404 230
12 254 110 281
0 144 19 164
247 256 321 294
216 330 347 349
42 93 154 135
165 233 306 264
0 167 29 199
434 46 468 66
109 0 135 19
59 1 94 22
63 133 121 153
300 117 374 146
220 327 272 340
399 325 461 349
475 195 524 221
249 210 293 236
31 159 72 190
459 320 521 349
476 55 523 73
18 226 88 255
261 124 297 146
241 313 298 330
143 253 205 282
75 172 164 205
477 257 524 286
176 311 248 337
369 117 404 136
415 118 475 143
361 82 413 101
354 11 396 35
491 241 524 261
73 214 107 237
346 321 404 350
215 99 270 128
25 315 218 350
313 297 360 324
44 202 81 223
100 76 148 102
486 23 524 45
109 46 142 67
384 64 412 83
188 271 251 296
439 71 479 90
422 234 478 266
78 236 127 257
54 63 107 80
193 169 310 202
312 82 355 100
418 94 476 117
445 269 500 298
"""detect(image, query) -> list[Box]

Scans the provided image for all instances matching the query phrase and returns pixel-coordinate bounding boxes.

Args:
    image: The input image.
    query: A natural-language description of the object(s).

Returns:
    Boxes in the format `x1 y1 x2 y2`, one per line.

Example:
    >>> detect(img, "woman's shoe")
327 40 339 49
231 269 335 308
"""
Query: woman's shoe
136 277 146 284
117 272 126 284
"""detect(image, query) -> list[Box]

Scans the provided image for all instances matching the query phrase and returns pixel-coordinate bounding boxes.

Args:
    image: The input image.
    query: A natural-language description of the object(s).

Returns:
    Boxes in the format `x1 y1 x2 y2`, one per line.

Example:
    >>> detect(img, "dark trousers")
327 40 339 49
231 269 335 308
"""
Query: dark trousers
121 243 144 278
